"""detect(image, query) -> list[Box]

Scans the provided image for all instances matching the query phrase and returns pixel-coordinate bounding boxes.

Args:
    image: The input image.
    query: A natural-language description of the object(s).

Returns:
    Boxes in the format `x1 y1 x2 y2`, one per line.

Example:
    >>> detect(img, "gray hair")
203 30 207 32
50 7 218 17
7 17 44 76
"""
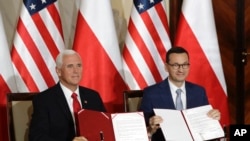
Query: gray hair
56 49 80 68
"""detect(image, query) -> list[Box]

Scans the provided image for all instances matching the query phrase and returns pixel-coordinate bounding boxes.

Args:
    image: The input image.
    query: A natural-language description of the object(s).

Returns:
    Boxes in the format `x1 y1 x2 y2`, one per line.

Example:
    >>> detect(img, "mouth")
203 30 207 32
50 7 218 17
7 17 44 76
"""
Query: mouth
176 73 186 78
72 76 80 79
176 72 184 75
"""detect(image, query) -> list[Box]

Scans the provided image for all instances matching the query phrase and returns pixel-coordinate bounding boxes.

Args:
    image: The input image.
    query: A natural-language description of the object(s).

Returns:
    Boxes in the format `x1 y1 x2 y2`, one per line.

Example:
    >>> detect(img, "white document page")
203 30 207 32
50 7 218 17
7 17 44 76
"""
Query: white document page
111 112 148 141
182 105 225 141
154 105 224 141
154 109 193 141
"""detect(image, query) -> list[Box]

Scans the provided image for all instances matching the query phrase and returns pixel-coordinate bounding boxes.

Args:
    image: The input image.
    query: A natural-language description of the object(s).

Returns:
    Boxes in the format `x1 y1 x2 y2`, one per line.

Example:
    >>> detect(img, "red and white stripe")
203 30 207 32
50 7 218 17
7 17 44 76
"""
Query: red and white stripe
175 0 230 126
73 0 128 112
122 0 171 89
11 0 64 92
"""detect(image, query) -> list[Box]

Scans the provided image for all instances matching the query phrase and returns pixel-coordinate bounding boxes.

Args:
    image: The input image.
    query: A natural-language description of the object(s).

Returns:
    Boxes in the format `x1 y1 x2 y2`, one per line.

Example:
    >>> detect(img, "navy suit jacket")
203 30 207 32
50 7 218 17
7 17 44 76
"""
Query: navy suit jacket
139 78 209 141
29 83 106 141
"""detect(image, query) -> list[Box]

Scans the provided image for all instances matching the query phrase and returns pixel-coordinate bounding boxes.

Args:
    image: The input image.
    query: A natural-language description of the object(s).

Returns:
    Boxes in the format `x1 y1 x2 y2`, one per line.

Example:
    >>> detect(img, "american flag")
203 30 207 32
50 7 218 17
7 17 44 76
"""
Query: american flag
122 0 172 90
11 0 64 92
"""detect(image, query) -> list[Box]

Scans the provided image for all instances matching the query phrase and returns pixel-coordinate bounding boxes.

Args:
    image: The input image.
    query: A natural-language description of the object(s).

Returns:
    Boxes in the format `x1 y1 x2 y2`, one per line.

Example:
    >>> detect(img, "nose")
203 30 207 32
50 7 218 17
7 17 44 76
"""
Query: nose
177 67 185 73
73 66 79 72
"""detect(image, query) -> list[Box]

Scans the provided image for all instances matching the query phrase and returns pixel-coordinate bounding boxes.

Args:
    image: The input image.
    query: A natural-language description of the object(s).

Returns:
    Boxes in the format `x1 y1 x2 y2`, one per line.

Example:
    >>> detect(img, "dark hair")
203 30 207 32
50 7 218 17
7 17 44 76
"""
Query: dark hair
166 46 189 63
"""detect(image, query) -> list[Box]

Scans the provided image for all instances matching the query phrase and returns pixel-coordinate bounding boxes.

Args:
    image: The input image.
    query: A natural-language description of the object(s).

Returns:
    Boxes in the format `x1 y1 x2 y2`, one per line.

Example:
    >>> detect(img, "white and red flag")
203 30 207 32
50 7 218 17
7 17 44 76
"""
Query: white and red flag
73 0 128 112
175 0 230 126
0 12 18 141
11 0 64 92
122 0 172 89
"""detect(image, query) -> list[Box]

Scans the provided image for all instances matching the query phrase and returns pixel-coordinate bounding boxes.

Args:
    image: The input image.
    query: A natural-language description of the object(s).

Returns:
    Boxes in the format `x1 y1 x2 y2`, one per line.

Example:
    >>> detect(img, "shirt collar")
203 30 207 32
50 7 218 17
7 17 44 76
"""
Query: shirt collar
59 82 80 99
168 78 185 92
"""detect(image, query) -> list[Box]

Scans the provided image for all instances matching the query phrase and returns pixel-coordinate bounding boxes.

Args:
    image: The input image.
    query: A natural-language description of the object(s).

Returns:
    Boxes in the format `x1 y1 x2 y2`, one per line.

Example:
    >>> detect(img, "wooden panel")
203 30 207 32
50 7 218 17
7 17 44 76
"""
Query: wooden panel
213 0 237 124
213 0 250 124
244 0 250 124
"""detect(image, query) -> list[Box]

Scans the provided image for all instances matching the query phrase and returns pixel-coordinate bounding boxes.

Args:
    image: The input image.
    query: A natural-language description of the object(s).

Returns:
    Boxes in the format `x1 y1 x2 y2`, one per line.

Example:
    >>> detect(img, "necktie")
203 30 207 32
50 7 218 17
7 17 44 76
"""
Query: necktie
176 89 183 110
71 93 81 135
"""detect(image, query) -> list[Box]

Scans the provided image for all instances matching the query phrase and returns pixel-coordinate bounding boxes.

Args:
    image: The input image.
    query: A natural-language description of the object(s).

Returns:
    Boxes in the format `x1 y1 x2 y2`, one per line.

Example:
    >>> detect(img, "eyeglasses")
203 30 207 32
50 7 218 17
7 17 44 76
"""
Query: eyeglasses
167 63 190 69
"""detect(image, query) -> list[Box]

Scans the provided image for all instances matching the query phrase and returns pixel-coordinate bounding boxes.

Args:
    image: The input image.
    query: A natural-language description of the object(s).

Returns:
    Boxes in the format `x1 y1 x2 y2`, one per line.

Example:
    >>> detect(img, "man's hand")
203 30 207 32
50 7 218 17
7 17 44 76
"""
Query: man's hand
207 109 221 120
72 136 88 141
147 115 163 136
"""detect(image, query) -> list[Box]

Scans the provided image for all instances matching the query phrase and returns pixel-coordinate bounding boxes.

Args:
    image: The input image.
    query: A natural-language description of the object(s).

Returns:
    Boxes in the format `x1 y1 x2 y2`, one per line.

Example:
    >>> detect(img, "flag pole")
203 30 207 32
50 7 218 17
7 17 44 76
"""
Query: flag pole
169 0 182 43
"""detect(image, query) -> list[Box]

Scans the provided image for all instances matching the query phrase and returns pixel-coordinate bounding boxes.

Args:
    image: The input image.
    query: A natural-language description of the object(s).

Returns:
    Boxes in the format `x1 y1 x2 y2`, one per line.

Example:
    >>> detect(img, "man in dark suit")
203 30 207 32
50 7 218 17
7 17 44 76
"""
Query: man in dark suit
29 49 106 141
139 46 221 141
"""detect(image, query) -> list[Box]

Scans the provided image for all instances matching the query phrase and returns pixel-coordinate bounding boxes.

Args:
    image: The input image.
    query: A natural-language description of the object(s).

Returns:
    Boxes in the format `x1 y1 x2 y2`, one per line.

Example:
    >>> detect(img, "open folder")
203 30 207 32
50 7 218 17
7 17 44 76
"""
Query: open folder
77 109 148 141
154 105 225 141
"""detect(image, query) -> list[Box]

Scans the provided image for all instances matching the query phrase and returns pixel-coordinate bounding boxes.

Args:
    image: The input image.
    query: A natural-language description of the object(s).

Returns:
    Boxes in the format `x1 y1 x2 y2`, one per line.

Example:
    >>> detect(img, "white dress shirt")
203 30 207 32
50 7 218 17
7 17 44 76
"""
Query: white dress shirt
168 79 187 109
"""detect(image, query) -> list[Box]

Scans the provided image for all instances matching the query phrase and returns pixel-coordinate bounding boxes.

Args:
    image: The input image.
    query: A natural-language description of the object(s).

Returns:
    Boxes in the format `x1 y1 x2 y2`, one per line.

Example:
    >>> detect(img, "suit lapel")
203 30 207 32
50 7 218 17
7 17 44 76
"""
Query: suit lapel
185 82 195 109
158 79 176 109
54 84 74 121
79 87 88 109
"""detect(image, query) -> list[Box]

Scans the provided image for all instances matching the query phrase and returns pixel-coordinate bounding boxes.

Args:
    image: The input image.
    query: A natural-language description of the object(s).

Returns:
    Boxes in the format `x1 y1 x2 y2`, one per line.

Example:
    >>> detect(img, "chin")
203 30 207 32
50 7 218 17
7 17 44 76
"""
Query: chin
176 78 185 82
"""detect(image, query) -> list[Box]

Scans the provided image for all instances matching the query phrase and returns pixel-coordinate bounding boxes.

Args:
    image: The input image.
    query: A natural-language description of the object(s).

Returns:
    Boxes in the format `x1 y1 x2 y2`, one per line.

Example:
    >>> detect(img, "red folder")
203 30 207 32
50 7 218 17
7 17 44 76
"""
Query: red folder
77 109 115 141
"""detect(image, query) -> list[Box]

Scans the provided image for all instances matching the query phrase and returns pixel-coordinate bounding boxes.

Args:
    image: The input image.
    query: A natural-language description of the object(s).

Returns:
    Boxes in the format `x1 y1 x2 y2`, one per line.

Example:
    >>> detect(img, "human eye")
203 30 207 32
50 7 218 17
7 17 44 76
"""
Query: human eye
77 64 82 68
66 64 74 68
173 64 179 67
182 63 190 68
172 64 180 69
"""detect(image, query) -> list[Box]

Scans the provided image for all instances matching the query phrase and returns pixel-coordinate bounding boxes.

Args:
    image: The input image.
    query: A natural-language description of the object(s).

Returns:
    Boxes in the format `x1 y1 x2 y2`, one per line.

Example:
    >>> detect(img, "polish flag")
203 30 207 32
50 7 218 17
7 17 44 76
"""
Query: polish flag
175 0 230 126
73 0 128 112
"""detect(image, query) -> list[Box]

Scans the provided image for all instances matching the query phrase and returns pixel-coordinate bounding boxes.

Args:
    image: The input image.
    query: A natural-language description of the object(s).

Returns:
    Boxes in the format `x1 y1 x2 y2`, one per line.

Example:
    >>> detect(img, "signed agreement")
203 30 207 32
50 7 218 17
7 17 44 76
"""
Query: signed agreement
111 112 148 141
154 105 224 141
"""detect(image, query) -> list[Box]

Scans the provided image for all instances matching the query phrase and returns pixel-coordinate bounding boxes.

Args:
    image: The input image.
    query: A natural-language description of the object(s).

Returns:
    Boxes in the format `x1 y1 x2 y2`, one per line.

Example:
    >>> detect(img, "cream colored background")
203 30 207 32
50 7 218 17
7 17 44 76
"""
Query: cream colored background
0 0 169 50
